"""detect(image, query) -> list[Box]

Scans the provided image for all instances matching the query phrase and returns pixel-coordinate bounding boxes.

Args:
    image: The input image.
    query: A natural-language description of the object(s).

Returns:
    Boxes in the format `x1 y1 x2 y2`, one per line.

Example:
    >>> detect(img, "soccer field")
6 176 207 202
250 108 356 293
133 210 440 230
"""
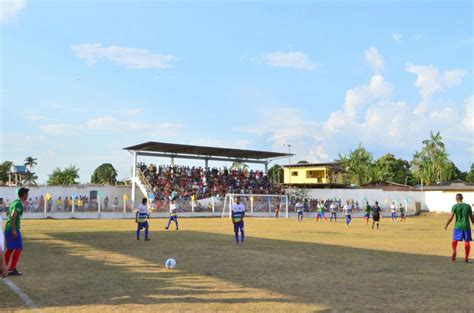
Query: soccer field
1 215 473 312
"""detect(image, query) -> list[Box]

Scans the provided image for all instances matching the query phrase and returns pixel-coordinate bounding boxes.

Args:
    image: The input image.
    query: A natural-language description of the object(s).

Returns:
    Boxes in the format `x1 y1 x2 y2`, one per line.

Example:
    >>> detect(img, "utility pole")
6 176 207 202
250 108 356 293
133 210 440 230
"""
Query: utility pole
286 144 292 203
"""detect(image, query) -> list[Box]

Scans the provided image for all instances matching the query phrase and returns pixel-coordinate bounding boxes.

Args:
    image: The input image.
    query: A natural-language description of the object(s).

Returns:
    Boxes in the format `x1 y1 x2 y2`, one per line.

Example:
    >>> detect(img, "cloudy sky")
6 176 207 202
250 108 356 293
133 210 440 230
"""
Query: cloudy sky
1 0 473 183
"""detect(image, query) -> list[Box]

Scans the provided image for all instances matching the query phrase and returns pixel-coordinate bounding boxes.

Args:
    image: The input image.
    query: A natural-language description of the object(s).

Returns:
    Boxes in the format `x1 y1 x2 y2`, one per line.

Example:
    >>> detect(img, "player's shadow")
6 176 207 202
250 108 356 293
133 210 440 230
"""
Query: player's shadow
19 230 474 312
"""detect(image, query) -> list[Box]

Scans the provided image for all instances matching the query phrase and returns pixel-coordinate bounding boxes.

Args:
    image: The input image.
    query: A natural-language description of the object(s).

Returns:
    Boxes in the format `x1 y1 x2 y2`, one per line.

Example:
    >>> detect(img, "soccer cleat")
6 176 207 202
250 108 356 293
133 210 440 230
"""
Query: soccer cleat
8 269 22 276
164 227 169 230
145 238 151 241
175 228 179 231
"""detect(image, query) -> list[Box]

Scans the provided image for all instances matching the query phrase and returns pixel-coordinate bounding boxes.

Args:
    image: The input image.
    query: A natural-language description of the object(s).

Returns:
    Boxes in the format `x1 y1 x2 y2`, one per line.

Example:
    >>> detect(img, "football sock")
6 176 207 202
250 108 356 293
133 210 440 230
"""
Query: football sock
234 232 239 243
5 250 13 267
136 229 140 239
452 240 458 261
465 241 470 260
241 230 244 242
144 227 149 240
10 250 21 270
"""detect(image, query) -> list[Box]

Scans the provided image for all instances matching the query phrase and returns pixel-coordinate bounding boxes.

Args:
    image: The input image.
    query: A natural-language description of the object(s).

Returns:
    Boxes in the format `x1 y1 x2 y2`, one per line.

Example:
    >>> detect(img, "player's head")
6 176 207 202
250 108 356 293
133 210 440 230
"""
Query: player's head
375 201 379 205
18 188 29 201
235 196 241 204
142 198 147 205
456 193 463 202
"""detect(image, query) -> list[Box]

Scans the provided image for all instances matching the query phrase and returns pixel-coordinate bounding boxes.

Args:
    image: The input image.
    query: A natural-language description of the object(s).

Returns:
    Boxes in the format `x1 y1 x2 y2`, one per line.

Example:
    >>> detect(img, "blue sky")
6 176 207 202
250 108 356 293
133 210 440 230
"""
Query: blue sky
1 0 473 183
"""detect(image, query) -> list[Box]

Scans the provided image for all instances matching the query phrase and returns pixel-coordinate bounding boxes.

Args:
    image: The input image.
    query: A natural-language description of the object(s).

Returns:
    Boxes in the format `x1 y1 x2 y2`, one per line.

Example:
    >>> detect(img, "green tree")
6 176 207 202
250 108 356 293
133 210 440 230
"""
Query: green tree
465 163 474 183
411 131 453 185
268 165 284 184
0 161 13 184
338 144 374 185
297 160 309 164
91 163 118 185
375 154 414 185
23 156 38 185
230 161 249 170
47 165 80 185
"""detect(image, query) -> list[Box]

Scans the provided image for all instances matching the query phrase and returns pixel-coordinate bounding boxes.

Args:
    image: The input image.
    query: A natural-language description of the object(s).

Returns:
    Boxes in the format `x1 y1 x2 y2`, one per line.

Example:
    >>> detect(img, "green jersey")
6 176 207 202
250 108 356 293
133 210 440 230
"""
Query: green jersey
365 205 371 214
5 199 24 231
399 206 405 214
451 203 472 230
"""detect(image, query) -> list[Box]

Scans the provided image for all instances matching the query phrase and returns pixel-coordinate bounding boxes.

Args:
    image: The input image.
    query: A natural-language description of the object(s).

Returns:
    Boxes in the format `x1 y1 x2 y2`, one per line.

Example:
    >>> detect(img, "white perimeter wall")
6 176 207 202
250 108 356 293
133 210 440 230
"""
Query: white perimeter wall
1 186 473 217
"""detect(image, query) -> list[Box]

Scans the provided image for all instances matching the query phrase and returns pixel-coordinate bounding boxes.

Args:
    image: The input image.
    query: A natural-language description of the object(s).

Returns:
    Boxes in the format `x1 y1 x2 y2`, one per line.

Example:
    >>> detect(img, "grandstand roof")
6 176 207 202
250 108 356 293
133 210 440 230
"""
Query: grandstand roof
124 141 292 162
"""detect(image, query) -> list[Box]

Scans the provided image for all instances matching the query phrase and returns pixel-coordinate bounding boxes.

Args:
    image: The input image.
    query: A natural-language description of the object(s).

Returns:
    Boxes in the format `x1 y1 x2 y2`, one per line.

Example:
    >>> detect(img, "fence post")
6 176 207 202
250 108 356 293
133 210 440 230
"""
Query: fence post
286 195 289 218
98 196 101 218
191 199 195 213
211 196 215 213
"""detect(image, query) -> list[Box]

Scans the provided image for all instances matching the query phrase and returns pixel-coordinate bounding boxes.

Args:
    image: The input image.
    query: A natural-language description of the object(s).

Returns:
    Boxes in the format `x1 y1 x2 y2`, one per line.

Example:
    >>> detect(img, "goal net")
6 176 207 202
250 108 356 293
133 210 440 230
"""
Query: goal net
222 193 289 218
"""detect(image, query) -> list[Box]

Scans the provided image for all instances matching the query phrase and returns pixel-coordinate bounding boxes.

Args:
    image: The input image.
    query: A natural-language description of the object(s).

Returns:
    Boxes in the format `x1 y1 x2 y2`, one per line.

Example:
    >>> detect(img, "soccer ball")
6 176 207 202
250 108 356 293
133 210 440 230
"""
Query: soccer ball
165 258 176 269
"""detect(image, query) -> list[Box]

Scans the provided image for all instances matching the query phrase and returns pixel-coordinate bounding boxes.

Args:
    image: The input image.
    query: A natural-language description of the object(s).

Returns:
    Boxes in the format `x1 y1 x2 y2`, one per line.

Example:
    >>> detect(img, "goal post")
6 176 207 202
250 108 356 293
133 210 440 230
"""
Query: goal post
222 193 289 218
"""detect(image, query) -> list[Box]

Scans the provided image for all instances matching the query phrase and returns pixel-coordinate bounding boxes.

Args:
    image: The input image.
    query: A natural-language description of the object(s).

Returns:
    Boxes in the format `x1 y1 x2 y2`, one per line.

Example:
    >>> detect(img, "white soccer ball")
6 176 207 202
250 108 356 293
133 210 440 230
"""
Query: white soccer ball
165 258 176 269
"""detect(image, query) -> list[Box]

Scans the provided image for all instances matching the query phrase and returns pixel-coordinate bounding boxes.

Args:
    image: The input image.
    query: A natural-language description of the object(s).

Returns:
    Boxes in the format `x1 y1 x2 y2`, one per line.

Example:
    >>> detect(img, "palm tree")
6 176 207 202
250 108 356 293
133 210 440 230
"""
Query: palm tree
24 156 38 171
230 161 249 170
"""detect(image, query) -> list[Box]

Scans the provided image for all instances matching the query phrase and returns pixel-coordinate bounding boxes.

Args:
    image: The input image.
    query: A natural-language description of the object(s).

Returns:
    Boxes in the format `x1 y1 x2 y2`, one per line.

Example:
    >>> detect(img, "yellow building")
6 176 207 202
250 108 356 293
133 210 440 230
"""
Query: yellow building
283 163 347 187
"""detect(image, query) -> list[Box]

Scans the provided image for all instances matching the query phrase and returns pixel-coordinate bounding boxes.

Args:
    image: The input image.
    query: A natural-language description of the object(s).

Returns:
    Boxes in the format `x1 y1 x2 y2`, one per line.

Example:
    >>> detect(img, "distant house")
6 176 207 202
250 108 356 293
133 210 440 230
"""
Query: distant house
283 162 348 188
416 179 474 192
8 165 29 187
361 181 416 191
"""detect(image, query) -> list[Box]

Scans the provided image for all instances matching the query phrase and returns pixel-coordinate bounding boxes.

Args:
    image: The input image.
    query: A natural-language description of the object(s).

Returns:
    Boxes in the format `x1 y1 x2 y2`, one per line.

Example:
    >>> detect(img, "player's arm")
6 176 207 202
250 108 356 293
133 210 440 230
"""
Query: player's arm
10 210 17 238
444 213 454 230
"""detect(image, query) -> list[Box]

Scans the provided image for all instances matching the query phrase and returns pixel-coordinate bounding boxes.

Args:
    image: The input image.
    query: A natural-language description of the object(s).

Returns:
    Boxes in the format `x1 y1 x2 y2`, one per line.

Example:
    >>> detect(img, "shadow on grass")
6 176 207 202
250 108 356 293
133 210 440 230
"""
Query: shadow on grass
16 230 474 311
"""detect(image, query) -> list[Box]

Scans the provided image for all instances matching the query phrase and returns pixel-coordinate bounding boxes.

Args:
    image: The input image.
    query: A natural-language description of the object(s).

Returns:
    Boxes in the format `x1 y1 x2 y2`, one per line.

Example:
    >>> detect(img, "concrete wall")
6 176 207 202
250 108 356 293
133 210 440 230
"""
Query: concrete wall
1 186 472 218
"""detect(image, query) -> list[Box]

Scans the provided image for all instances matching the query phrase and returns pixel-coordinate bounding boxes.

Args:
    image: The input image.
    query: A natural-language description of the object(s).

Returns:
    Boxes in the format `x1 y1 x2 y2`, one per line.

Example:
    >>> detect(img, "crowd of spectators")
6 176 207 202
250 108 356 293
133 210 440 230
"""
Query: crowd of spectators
138 163 282 200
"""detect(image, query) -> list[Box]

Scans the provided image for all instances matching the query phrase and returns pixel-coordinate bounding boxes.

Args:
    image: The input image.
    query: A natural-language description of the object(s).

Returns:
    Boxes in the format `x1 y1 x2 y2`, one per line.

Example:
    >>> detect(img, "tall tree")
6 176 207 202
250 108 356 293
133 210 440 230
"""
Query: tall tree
230 161 249 170
91 163 118 185
47 165 80 185
465 163 474 183
23 156 39 185
0 161 13 184
268 165 284 184
411 131 452 185
338 145 374 185
375 154 414 185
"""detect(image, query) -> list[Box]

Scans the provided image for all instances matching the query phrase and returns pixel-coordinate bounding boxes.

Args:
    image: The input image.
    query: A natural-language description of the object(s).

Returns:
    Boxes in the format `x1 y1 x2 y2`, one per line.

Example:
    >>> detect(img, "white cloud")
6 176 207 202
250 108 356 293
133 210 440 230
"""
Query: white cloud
265 51 316 70
26 113 50 121
342 74 393 118
463 95 474 131
71 43 177 69
39 123 81 135
120 108 144 116
364 46 384 73
406 64 466 114
392 33 402 42
0 0 26 24
86 116 182 137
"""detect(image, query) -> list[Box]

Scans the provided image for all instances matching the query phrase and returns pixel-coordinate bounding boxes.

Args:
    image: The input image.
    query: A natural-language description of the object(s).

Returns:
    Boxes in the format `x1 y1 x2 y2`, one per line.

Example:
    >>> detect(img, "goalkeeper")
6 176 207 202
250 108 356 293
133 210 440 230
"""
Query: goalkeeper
231 196 245 245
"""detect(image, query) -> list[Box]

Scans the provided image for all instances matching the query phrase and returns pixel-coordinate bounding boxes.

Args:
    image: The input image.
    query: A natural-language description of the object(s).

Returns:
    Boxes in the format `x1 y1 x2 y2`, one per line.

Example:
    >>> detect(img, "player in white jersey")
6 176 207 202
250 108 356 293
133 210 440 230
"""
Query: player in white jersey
165 198 179 230
390 202 397 222
330 202 338 222
343 201 352 227
135 198 150 241
295 201 304 222
231 196 245 244
1 215 6 278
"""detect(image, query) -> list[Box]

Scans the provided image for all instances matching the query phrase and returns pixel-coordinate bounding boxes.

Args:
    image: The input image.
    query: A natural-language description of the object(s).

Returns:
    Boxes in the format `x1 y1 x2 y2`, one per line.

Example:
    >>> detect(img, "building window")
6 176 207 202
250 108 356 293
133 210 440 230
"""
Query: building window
291 171 298 176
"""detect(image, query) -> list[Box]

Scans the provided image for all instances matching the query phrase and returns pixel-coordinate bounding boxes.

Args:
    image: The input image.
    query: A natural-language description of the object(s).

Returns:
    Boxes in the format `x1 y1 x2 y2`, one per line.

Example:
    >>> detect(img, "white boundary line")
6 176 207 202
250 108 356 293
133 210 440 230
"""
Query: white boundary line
2 278 40 311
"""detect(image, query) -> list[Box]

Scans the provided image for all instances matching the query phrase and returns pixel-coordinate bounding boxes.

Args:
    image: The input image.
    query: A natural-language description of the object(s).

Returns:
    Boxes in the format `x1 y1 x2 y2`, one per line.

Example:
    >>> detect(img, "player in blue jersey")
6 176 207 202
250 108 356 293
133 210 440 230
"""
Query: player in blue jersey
343 201 352 227
135 198 150 241
165 198 179 230
231 196 245 245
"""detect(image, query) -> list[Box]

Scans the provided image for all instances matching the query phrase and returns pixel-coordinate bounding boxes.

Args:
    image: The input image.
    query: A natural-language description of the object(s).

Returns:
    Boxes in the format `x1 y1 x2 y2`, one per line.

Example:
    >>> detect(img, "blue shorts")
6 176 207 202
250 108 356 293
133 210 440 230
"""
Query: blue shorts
453 228 472 241
5 229 23 250
298 211 303 216
137 221 149 229
169 215 178 221
233 220 244 233
318 212 324 217
364 213 370 218
391 212 397 218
